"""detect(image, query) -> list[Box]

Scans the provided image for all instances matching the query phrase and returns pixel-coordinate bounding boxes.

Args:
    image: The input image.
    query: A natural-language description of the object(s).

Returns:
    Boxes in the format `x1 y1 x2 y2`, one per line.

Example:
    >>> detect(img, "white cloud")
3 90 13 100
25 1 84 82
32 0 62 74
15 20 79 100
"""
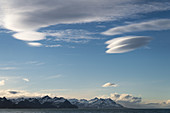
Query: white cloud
105 36 152 53
0 80 5 86
97 92 143 108
0 0 170 43
111 93 142 103
102 82 118 87
13 31 46 41
27 42 42 47
102 19 170 36
0 76 21 81
23 78 29 82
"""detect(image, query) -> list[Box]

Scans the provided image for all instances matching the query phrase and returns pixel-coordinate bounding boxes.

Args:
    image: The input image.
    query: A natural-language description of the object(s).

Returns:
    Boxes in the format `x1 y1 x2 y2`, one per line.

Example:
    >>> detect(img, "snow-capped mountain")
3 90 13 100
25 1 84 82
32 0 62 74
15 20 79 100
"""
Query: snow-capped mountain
0 96 124 109
69 97 124 109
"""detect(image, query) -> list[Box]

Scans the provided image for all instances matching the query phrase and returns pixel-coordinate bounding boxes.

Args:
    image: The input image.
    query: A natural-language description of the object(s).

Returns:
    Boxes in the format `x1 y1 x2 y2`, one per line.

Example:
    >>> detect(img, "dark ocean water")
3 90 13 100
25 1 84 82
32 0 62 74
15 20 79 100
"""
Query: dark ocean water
0 109 169 113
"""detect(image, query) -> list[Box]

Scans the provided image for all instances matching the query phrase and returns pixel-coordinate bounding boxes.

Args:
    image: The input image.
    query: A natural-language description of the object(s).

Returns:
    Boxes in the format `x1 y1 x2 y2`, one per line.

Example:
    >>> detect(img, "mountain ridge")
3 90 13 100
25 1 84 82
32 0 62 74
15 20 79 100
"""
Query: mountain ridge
0 96 124 109
69 97 124 109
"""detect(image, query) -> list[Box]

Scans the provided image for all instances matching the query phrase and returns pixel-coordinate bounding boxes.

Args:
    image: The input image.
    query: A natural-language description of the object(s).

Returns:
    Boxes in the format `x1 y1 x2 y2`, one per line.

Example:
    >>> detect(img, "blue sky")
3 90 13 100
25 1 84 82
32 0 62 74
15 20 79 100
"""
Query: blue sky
0 0 170 108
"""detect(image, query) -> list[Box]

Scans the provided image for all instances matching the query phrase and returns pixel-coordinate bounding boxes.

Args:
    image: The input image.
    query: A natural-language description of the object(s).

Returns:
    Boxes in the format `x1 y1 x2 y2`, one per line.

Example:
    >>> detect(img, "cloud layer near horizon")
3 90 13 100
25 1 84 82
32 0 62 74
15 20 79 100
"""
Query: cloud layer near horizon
98 93 170 108
0 0 170 45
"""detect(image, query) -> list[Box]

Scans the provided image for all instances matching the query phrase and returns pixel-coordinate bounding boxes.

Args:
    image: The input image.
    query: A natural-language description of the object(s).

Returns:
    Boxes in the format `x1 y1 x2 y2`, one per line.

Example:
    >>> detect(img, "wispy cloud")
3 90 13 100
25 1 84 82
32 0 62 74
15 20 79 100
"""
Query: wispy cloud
102 19 170 36
105 36 152 53
45 44 62 48
0 67 17 70
46 75 62 79
102 82 118 87
41 89 69 92
0 76 29 83
0 30 14 33
44 29 100 44
0 76 20 80
0 80 5 86
25 61 45 66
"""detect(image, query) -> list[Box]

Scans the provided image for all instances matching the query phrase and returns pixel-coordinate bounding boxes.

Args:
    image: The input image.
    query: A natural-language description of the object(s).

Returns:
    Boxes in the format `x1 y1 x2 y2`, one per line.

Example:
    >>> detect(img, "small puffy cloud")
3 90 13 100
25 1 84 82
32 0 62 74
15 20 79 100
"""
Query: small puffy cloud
0 80 5 86
23 78 29 82
105 36 152 53
102 82 118 87
102 19 170 36
111 93 142 103
27 42 42 47
8 91 20 94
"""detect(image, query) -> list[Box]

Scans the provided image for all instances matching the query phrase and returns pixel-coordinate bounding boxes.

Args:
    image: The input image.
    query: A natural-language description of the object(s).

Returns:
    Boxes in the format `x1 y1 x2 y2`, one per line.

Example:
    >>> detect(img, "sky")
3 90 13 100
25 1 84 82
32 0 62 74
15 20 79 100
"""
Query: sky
0 0 170 108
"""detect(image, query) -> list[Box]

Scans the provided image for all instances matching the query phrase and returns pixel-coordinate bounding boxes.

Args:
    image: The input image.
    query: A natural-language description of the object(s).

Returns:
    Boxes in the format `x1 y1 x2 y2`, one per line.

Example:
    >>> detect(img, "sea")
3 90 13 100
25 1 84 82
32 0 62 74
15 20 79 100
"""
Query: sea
0 109 169 113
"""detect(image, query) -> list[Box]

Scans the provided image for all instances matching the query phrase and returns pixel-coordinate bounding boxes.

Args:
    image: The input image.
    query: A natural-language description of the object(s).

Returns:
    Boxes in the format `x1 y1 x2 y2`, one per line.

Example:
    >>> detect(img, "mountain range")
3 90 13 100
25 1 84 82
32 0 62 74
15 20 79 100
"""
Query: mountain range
69 97 124 109
0 96 124 109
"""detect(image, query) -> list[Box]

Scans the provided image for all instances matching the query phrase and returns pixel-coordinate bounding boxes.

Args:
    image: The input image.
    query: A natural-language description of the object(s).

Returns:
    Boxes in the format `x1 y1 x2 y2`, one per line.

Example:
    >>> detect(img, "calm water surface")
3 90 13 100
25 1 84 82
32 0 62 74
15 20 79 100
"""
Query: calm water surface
0 109 169 113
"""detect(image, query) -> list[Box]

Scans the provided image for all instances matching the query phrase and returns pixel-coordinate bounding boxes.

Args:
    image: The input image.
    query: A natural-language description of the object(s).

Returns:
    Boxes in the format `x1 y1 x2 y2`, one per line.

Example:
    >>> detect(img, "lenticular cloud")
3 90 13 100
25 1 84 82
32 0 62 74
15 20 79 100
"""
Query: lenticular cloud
0 0 169 44
105 36 152 53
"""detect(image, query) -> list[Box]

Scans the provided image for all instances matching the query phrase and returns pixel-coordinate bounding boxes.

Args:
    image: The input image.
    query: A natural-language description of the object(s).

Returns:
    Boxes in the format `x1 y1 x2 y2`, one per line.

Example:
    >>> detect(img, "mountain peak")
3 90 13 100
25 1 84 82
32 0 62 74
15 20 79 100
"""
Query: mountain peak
42 95 51 99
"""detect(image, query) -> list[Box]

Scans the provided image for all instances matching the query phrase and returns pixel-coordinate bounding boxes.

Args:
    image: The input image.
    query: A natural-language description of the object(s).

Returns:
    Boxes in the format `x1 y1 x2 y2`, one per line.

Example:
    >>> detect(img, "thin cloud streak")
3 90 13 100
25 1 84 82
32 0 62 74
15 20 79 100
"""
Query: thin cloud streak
41 89 69 92
102 19 170 36
46 75 62 79
0 67 17 70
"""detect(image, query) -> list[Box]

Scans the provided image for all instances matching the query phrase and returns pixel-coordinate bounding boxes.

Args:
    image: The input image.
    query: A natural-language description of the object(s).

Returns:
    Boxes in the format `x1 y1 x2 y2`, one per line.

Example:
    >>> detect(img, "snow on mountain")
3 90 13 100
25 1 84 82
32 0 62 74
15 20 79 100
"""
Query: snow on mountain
8 96 124 109
69 97 124 109
9 95 77 108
